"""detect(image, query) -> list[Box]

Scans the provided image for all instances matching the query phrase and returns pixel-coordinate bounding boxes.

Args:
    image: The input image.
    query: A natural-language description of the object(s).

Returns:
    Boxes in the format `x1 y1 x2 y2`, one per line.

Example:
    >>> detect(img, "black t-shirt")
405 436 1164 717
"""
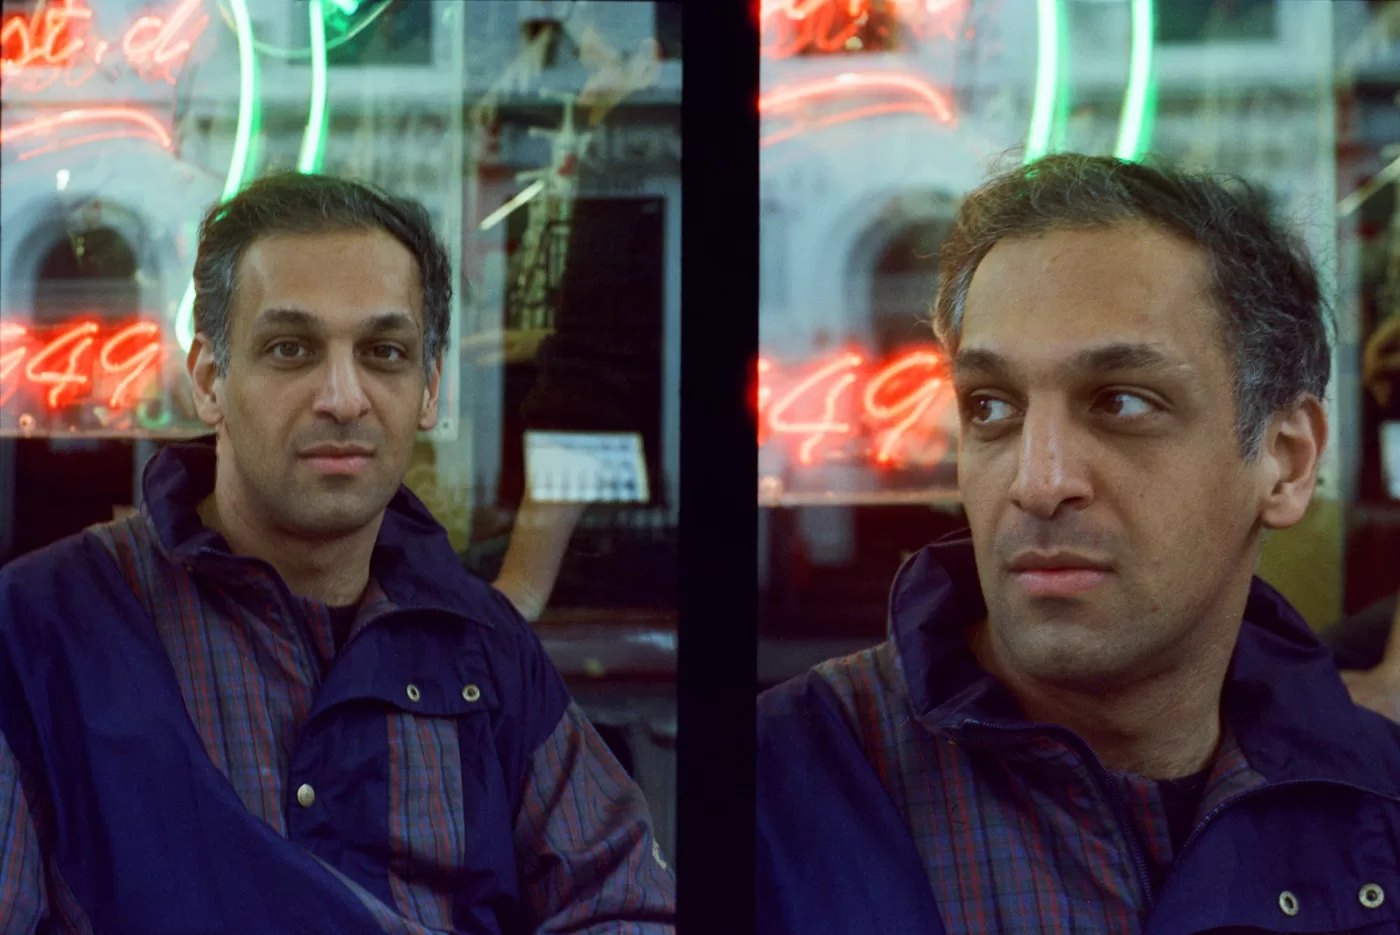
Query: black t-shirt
1156 769 1211 857
329 604 358 654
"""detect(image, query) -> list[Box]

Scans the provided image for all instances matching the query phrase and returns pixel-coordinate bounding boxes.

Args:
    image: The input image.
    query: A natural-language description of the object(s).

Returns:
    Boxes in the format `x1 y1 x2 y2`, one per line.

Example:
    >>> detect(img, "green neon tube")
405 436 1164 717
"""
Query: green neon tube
1113 0 1156 161
176 0 261 353
1024 0 1064 162
297 0 329 174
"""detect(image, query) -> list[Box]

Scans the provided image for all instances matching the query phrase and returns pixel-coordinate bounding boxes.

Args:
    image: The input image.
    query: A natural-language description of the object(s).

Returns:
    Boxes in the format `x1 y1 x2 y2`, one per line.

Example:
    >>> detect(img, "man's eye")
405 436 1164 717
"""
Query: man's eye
1094 391 1156 417
368 344 407 362
269 341 308 360
965 395 1017 425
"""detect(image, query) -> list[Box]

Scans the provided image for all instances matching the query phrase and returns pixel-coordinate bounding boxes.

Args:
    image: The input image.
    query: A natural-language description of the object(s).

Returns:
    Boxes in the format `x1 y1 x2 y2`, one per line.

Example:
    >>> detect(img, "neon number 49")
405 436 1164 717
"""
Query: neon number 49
1 320 165 413
25 321 98 408
99 321 162 408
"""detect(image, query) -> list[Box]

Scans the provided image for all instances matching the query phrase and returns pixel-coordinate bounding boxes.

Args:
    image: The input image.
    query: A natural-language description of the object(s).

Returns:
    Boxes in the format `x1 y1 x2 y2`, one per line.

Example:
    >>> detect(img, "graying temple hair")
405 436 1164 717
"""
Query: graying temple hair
192 172 452 378
933 153 1332 461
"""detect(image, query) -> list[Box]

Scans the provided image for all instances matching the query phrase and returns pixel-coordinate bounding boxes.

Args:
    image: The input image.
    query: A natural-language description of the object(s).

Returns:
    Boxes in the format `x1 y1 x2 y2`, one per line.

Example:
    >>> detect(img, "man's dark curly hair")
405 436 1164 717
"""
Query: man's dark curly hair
933 153 1332 460
193 172 452 378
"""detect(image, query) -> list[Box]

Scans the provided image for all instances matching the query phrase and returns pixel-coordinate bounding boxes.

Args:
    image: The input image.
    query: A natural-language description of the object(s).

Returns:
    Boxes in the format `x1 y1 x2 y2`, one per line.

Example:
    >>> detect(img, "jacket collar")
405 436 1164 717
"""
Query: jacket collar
140 437 495 627
890 530 1400 797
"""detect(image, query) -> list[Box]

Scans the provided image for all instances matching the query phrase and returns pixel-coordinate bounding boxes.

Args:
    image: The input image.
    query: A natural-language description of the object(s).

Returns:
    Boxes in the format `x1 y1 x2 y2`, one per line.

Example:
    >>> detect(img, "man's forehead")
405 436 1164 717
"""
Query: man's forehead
953 339 1197 381
232 229 423 333
959 226 1223 370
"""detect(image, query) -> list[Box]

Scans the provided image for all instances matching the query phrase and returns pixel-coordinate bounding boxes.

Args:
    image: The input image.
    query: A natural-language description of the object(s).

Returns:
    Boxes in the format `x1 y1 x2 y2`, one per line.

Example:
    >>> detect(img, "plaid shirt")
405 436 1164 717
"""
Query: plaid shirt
757 534 1400 934
810 641 1264 933
0 443 674 934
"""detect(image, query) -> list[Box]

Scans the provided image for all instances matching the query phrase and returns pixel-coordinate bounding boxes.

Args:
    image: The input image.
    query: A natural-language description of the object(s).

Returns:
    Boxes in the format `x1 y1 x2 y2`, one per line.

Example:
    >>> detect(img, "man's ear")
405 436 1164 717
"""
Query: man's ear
188 334 225 428
418 355 442 431
1257 394 1328 530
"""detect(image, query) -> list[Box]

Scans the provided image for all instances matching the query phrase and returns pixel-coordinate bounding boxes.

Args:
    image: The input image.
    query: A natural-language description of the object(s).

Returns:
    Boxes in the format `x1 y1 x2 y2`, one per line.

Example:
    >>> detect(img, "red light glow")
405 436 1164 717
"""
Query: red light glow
758 345 955 469
760 0 968 59
99 321 163 409
0 107 174 161
1 319 165 413
759 71 956 146
1 0 207 91
0 323 28 407
23 321 99 409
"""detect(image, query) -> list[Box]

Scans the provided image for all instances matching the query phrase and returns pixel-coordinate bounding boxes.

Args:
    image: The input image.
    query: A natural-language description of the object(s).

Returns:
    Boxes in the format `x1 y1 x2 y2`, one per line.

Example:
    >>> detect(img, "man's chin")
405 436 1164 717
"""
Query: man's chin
277 494 388 540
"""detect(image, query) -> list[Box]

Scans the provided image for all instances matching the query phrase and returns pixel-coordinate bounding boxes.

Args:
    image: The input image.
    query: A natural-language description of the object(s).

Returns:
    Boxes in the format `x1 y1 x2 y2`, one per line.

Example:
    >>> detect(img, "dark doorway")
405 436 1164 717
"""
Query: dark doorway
4 227 146 564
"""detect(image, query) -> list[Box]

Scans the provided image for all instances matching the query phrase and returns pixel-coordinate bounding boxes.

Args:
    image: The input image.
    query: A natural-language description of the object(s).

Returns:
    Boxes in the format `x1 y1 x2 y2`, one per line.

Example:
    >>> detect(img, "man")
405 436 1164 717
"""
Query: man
757 154 1400 934
0 174 675 934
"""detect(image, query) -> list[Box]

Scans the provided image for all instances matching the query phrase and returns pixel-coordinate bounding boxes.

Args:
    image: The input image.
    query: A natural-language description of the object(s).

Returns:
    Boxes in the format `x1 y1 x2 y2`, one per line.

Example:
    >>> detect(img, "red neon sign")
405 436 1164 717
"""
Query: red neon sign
759 71 956 147
0 107 174 161
757 345 955 468
760 0 969 59
0 320 165 412
1 0 208 91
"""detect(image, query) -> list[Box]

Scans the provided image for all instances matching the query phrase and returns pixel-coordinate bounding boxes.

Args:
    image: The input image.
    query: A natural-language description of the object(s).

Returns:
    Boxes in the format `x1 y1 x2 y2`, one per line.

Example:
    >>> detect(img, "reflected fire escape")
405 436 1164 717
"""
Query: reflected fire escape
507 89 590 332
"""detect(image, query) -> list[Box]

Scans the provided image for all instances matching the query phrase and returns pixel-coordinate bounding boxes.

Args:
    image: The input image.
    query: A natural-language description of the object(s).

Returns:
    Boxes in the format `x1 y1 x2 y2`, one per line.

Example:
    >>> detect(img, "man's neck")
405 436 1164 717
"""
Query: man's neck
197 481 381 608
974 624 1231 779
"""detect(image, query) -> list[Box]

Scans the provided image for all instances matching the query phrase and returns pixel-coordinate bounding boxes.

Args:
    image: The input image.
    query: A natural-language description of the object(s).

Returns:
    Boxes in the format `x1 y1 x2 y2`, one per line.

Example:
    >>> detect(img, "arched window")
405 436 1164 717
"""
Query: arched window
868 220 948 356
33 226 140 324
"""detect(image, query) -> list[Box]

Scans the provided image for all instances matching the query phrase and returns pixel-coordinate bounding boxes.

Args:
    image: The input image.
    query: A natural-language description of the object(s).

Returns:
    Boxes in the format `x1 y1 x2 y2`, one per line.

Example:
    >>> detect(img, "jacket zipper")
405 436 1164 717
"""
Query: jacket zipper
1172 776 1400 864
960 718 1400 914
960 718 1157 910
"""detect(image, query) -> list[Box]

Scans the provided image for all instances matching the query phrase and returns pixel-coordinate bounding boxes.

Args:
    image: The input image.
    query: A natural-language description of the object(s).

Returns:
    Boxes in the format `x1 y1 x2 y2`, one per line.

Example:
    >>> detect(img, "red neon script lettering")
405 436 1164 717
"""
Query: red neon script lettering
760 0 968 58
761 0 866 58
758 345 954 468
0 323 29 407
24 321 97 408
1 320 164 412
119 0 207 83
1 0 207 90
767 351 863 465
862 348 948 464
99 321 162 409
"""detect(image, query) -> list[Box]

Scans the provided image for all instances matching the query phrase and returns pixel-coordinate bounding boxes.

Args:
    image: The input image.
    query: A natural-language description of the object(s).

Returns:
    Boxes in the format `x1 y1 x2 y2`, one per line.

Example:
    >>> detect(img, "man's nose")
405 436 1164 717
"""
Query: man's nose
311 351 371 423
1010 402 1093 518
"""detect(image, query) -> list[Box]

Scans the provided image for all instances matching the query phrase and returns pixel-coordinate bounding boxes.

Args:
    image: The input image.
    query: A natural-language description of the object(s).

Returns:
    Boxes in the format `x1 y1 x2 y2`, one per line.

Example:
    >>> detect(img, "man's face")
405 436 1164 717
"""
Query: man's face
190 228 439 539
954 223 1292 692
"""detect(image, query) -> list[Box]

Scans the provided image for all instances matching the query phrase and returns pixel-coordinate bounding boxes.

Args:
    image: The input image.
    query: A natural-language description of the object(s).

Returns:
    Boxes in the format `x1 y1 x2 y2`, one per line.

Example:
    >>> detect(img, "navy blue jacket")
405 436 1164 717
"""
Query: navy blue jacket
758 535 1400 934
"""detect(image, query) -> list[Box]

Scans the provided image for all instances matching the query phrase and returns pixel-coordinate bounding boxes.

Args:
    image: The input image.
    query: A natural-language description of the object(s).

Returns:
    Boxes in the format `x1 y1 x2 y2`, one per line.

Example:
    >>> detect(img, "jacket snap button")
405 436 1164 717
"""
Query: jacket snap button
406 684 421 703
462 684 481 703
1278 890 1299 916
1360 883 1385 909
296 783 315 808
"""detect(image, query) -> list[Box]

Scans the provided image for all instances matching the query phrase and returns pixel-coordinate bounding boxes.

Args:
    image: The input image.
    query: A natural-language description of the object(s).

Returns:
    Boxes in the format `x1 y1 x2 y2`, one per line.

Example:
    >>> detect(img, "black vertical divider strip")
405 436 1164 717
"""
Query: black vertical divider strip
677 1 759 932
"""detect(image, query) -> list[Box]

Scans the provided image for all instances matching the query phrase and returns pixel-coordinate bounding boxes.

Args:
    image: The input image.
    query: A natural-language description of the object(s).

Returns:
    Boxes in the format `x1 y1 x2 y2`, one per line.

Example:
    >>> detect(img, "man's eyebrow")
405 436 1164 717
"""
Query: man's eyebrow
1068 342 1191 376
249 308 420 337
250 307 318 331
954 342 1192 380
358 312 420 337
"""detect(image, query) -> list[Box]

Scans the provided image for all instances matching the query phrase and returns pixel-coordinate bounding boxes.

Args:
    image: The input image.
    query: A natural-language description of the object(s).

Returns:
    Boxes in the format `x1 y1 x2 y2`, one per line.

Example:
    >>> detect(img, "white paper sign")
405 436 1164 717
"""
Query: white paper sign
525 431 650 503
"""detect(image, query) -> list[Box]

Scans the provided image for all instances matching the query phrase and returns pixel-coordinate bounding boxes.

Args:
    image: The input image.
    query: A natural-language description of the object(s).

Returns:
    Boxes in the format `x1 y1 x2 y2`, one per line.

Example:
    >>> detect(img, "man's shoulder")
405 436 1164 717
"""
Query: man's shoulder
0 523 145 656
758 641 908 745
0 524 126 603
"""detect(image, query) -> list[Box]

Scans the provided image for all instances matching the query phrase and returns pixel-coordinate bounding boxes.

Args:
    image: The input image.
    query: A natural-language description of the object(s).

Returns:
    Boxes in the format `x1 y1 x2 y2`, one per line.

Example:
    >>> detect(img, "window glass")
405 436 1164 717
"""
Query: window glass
757 0 1399 679
2 0 680 856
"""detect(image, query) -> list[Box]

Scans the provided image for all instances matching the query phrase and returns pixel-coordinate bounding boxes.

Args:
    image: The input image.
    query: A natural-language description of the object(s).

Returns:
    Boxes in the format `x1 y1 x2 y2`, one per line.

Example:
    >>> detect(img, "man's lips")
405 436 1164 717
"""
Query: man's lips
299 446 375 475
1011 568 1112 597
1007 552 1113 597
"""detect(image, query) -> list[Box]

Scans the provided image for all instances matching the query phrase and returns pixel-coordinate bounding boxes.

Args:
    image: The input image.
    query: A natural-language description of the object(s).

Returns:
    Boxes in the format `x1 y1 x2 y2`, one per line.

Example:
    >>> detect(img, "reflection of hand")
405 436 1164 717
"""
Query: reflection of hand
578 30 662 127
1341 665 1400 724
494 574 547 623
459 328 553 366
1364 315 1400 407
